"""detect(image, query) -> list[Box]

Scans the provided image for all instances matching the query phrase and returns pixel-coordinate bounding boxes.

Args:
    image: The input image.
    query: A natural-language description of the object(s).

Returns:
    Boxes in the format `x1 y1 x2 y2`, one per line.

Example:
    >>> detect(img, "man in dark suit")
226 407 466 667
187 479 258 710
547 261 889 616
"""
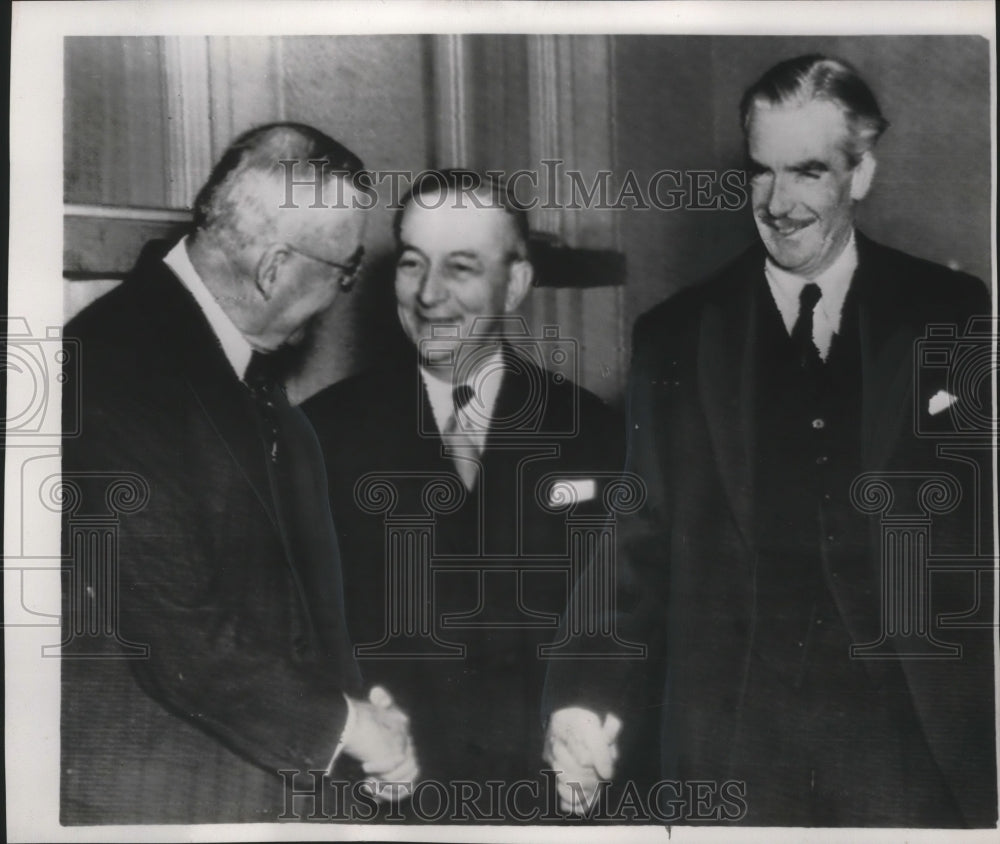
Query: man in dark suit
61 123 417 824
304 171 623 815
544 56 996 827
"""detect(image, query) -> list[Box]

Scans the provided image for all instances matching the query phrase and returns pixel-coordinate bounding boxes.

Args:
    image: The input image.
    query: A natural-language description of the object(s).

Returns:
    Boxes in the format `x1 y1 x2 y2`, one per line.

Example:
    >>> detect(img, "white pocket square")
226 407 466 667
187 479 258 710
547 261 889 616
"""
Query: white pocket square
548 478 597 506
928 390 959 416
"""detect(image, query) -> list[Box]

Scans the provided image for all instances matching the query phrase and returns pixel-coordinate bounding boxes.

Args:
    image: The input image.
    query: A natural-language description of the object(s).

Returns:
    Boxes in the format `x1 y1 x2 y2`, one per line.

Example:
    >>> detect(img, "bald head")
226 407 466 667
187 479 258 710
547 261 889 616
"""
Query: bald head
192 122 365 253
187 123 368 351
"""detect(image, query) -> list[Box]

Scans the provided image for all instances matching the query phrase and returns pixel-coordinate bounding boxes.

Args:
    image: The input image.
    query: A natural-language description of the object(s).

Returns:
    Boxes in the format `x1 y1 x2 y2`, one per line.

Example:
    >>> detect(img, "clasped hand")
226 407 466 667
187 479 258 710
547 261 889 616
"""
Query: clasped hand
342 685 419 802
543 706 622 814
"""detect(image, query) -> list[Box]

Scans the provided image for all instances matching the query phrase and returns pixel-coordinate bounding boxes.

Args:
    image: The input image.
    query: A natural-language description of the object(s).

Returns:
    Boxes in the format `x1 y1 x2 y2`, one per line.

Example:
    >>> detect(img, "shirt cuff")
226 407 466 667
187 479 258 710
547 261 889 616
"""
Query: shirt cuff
326 692 356 774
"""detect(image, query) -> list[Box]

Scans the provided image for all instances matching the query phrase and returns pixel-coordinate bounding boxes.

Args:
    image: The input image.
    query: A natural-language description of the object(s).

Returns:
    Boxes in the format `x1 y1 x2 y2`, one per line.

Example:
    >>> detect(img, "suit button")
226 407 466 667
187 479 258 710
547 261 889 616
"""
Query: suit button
812 418 826 430
816 455 829 465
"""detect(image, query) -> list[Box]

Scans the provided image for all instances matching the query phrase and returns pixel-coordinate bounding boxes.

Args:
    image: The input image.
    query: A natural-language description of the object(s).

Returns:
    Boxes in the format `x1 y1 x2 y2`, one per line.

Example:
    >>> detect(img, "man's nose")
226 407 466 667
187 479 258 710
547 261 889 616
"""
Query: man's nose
416 266 447 307
764 174 794 218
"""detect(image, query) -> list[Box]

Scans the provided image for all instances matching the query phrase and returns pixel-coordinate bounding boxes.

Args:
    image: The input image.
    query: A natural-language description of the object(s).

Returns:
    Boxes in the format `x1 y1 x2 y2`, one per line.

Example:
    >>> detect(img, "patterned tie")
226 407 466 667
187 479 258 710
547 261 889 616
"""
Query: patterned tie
443 384 480 490
791 283 823 373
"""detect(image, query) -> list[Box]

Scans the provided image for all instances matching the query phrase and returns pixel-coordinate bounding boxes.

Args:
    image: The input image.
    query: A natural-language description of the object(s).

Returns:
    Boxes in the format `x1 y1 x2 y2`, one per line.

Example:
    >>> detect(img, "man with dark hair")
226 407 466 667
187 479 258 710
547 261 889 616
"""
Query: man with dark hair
304 171 623 813
62 123 417 824
544 56 995 827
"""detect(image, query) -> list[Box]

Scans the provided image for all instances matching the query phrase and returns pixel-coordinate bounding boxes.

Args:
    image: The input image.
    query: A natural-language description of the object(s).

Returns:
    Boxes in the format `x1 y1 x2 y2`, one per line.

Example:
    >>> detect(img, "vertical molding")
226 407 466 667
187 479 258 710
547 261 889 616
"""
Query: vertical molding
207 37 281 150
207 38 234 161
607 36 621 255
608 36 626 397
528 34 562 238
526 35 561 330
163 37 212 209
427 33 624 399
119 37 170 206
555 38 579 246
273 36 286 120
431 35 469 168
528 35 626 398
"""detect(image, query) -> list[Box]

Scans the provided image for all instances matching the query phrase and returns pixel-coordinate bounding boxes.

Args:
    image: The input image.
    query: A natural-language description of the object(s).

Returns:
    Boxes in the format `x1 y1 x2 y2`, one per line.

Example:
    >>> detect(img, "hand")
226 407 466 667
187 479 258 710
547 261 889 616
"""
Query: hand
342 686 419 802
543 706 622 814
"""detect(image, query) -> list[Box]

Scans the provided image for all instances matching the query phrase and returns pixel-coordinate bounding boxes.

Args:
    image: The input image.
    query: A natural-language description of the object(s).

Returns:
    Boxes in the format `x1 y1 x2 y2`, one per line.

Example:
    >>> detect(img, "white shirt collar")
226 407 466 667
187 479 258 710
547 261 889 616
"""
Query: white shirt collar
162 236 255 380
420 346 505 453
764 231 858 361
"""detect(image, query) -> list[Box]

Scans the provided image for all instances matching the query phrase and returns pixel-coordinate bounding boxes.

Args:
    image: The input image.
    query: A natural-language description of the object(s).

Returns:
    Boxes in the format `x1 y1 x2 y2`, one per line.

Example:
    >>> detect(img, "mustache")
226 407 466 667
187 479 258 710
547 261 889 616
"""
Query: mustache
411 310 466 323
756 212 813 228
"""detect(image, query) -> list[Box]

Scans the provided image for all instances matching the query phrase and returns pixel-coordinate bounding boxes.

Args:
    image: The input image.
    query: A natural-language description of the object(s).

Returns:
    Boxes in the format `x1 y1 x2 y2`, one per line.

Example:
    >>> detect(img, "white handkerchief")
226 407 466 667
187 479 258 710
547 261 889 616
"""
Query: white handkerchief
928 390 959 416
549 478 597 506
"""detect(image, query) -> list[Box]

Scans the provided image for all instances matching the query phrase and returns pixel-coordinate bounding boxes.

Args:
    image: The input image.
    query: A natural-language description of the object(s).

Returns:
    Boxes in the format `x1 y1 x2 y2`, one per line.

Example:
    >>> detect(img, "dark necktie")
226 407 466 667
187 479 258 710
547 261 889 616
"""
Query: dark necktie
791 283 823 373
444 384 479 490
453 384 475 413
243 350 361 686
245 350 285 462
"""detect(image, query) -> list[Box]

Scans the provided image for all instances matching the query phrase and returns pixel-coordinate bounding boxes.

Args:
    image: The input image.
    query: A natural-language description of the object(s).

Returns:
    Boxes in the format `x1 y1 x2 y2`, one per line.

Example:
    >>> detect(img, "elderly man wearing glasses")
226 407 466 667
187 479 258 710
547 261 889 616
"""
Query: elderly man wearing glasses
61 122 416 825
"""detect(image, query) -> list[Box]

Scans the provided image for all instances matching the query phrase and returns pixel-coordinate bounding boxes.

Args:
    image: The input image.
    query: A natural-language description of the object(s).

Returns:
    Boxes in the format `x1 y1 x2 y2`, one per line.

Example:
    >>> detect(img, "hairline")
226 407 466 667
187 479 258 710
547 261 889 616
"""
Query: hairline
396 185 529 262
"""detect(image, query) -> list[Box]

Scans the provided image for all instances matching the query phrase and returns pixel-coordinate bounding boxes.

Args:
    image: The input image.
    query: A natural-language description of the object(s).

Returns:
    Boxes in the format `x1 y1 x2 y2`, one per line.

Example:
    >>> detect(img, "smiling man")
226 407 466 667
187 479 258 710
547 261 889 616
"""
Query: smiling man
544 56 995 827
304 171 623 819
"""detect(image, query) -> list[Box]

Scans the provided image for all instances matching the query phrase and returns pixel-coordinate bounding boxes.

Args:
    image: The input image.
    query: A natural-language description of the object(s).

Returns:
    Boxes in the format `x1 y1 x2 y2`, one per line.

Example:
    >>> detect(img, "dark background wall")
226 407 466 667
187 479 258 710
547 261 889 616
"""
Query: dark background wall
64 35 992 403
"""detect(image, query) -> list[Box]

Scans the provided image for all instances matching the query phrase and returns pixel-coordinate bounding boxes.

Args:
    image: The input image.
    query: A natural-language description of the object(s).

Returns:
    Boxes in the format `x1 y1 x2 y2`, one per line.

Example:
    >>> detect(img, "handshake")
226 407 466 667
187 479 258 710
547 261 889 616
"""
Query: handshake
341 685 420 802
338 690 620 813
543 706 623 814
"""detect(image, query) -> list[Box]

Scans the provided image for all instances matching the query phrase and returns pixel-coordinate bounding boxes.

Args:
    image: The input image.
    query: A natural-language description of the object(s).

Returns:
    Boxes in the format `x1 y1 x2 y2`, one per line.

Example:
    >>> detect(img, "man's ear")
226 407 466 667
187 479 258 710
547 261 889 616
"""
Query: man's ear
850 151 876 201
254 244 287 301
504 259 534 312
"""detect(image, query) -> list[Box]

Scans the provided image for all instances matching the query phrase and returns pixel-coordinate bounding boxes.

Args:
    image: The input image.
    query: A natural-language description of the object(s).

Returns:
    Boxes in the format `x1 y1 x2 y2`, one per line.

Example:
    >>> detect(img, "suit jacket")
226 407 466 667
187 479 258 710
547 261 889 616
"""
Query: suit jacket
546 233 996 826
303 343 624 794
61 240 361 824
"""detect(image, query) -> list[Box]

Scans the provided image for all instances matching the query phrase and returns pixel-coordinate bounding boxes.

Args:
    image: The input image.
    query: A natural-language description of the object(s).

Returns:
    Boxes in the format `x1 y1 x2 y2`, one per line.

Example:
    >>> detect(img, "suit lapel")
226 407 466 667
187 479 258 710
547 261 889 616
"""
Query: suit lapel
825 237 921 681
854 235 916 472
482 343 537 449
698 257 763 556
479 345 562 481
140 252 279 529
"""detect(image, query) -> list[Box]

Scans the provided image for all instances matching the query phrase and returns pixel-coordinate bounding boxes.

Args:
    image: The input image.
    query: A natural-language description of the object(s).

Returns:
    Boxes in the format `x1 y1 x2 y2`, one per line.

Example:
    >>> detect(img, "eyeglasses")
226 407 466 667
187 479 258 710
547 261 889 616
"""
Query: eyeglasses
284 243 365 291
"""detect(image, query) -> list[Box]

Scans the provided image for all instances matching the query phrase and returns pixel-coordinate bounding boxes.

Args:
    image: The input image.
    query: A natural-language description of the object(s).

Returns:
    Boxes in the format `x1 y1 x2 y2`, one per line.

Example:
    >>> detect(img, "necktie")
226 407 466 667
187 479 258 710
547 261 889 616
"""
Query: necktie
443 384 480 490
243 350 361 684
791 283 823 373
245 350 285 462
